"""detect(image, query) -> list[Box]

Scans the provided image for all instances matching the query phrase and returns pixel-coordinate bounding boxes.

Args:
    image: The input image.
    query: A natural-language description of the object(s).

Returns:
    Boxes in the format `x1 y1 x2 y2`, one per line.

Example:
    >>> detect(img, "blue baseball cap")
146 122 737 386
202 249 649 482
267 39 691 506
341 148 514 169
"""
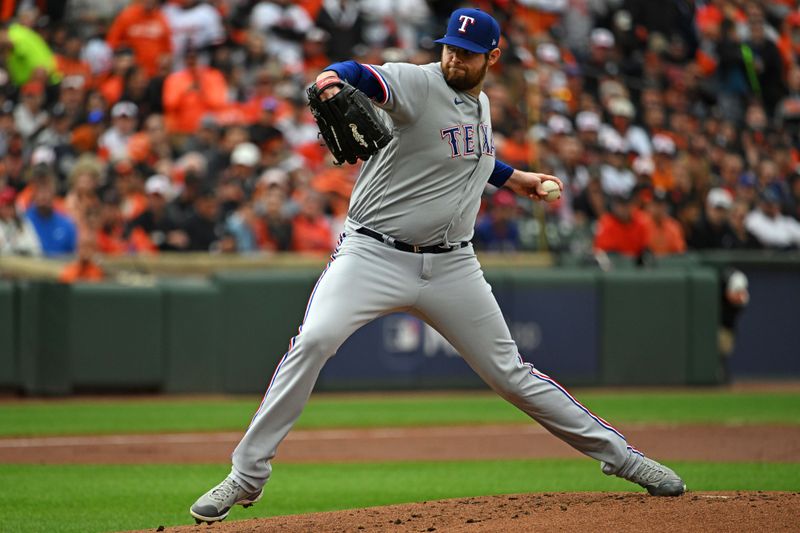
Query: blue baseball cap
435 8 500 54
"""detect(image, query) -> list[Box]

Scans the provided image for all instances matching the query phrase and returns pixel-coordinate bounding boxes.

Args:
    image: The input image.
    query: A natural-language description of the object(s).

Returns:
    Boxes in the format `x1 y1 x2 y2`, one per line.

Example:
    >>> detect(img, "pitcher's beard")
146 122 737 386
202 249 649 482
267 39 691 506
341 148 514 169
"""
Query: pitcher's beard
442 61 489 92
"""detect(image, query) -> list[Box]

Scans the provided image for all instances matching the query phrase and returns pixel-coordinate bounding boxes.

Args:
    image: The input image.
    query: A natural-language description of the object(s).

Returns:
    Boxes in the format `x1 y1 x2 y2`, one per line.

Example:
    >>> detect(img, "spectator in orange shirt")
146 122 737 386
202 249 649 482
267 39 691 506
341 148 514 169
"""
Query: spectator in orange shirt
113 159 148 222
106 0 172 78
642 189 687 256
162 46 228 134
651 134 677 191
291 189 332 253
97 47 136 106
59 232 106 283
55 31 93 88
594 191 649 258
95 191 129 255
497 127 535 170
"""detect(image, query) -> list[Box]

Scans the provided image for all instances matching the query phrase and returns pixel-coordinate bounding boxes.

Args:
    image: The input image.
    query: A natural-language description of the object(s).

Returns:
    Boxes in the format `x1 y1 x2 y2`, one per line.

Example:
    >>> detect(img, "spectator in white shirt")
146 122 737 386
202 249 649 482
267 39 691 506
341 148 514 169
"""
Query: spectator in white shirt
99 101 139 162
599 131 636 196
745 189 800 249
13 81 49 140
250 0 313 70
163 0 225 67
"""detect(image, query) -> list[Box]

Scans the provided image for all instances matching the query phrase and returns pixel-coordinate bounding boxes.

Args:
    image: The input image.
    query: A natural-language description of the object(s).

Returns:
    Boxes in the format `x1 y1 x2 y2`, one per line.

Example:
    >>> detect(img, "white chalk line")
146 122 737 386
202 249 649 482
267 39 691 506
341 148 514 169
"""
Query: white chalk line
0 425 552 449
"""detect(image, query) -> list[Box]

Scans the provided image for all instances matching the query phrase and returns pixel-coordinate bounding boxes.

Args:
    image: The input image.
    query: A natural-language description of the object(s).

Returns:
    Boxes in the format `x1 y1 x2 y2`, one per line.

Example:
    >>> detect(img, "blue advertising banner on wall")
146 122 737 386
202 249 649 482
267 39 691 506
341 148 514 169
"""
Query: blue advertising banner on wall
730 269 800 377
316 285 599 390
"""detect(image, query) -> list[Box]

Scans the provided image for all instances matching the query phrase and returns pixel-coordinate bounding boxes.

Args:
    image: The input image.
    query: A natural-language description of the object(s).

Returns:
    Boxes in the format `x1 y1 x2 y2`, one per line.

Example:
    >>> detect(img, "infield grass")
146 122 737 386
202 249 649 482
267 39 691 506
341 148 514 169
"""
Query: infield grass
1 460 798 533
0 391 798 437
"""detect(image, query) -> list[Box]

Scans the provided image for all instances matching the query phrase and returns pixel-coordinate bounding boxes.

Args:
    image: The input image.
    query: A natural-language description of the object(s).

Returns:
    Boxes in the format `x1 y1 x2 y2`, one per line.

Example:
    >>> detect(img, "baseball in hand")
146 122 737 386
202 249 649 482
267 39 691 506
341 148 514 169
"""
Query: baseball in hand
541 180 561 202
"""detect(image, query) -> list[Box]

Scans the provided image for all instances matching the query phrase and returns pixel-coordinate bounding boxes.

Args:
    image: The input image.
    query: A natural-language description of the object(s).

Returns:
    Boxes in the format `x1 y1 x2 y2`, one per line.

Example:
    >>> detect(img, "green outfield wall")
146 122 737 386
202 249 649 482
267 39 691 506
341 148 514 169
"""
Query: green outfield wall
0 263 741 395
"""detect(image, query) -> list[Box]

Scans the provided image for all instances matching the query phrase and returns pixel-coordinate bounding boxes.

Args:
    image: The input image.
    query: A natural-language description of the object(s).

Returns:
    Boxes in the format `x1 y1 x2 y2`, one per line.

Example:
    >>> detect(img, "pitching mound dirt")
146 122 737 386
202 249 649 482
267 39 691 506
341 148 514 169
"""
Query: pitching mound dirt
128 492 798 533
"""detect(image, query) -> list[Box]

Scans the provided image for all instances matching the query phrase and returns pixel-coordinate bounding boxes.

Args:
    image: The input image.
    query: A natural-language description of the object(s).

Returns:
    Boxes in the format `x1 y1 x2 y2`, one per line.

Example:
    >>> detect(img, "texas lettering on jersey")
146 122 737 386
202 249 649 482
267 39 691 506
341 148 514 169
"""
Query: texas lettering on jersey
440 123 495 158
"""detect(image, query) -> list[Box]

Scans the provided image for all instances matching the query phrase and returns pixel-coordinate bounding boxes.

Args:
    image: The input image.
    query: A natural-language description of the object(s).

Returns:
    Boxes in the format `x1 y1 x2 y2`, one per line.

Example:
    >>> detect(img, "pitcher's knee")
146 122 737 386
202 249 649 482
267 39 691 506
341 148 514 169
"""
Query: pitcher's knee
295 327 339 360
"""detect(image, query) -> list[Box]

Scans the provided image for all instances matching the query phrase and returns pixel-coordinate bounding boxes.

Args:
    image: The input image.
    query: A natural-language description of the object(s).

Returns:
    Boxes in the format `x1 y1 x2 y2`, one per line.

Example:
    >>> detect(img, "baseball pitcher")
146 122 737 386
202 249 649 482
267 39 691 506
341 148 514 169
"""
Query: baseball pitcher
190 7 686 523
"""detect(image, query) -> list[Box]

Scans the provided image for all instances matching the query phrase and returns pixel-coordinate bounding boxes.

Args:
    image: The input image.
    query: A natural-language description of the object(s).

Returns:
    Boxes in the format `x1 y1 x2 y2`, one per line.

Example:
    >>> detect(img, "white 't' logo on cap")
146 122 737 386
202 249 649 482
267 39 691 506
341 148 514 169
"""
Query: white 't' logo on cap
458 15 476 33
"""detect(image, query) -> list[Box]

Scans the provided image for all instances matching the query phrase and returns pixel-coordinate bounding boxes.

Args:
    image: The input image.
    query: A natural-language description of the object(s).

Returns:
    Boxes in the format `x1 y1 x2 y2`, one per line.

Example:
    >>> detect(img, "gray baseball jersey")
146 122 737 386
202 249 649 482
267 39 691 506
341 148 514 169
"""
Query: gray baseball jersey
225 60 647 497
345 62 495 247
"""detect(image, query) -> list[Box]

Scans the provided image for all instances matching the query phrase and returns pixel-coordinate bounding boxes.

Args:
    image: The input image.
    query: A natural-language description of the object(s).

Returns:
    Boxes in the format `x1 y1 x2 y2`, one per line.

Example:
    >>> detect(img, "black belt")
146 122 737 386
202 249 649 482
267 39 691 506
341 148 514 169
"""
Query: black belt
356 227 469 254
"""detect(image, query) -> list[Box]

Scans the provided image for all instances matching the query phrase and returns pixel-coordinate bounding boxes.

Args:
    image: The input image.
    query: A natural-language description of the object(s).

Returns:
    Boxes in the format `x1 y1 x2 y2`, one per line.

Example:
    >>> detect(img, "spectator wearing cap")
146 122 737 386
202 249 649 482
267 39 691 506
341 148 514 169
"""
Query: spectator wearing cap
125 174 188 252
599 131 636 196
735 171 758 209
593 190 649 259
575 110 601 143
745 188 800 249
474 189 521 252
580 27 617 98
106 0 172 78
0 21 56 86
24 169 77 256
300 27 332 74
99 101 139 161
291 189 332 253
57 75 88 120
688 187 734 249
573 109 602 165
10 148 64 214
651 133 677 191
14 80 48 139
642 189 686 256
601 96 652 156
0 185 41 255
162 46 229 134
248 97 284 149
226 141 261 196
631 155 655 185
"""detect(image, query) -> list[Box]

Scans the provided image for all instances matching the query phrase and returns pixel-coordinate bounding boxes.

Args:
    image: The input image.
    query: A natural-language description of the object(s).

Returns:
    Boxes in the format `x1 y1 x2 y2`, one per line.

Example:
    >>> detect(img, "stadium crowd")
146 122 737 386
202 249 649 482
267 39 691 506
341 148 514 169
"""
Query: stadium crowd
1 0 800 279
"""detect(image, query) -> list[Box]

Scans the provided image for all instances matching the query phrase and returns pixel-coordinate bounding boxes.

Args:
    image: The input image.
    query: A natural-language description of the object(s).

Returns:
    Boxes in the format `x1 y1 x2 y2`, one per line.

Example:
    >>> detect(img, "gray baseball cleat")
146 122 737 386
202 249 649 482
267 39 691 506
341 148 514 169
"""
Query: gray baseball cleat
189 476 263 523
602 456 686 496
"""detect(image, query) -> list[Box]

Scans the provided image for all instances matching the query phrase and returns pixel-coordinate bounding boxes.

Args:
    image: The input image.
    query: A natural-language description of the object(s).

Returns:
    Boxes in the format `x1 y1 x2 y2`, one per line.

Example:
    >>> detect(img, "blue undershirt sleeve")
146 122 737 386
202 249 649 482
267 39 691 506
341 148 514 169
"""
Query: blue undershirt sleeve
489 159 514 187
323 61 383 101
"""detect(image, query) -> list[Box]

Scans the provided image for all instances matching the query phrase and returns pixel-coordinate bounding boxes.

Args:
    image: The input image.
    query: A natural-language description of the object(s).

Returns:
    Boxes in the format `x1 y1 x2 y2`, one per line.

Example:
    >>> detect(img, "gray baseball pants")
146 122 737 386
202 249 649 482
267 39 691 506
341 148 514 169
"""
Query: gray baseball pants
230 230 641 492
